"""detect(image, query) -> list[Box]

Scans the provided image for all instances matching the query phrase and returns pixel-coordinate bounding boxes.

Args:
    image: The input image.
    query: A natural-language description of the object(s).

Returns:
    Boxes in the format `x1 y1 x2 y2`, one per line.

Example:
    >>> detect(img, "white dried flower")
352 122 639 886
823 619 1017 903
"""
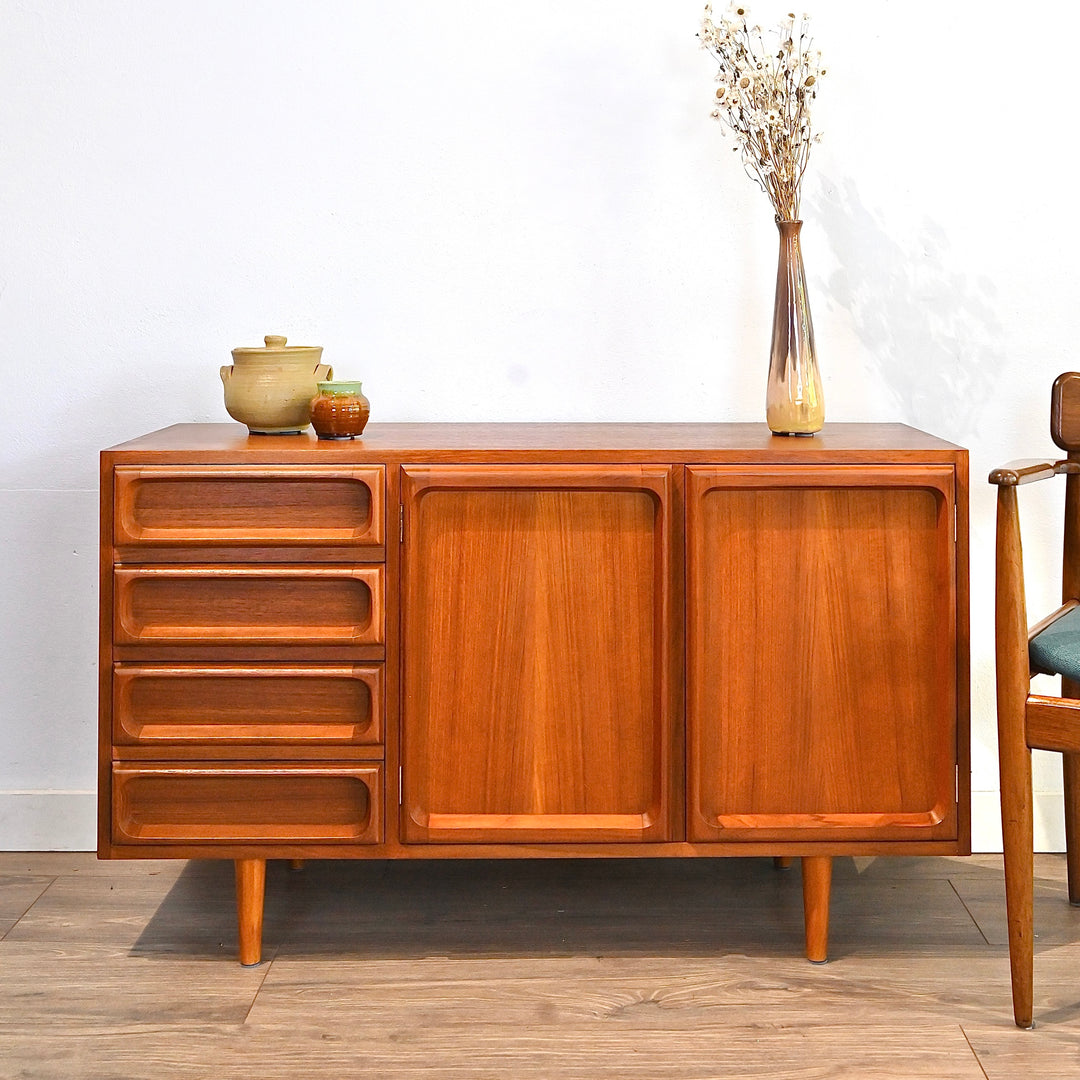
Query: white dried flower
698 4 823 219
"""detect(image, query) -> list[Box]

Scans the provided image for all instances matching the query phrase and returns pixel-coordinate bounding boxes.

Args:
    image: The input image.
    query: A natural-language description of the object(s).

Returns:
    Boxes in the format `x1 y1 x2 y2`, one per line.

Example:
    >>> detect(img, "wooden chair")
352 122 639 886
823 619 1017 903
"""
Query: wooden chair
991 371 1080 1028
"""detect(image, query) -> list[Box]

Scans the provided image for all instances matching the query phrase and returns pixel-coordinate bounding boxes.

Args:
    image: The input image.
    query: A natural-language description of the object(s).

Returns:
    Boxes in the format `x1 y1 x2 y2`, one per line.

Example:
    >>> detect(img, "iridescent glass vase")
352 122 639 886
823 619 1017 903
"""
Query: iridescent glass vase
766 219 824 435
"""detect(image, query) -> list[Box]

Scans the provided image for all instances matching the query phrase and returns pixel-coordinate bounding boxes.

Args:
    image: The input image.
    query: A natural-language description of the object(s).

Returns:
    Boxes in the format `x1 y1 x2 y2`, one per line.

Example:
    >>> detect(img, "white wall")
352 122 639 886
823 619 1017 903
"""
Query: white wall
0 0 1070 850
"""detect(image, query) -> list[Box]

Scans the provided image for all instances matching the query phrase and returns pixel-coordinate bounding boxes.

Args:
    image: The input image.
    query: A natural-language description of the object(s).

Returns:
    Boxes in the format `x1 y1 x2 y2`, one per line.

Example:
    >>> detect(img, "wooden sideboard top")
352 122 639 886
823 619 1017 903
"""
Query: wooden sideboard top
104 422 965 464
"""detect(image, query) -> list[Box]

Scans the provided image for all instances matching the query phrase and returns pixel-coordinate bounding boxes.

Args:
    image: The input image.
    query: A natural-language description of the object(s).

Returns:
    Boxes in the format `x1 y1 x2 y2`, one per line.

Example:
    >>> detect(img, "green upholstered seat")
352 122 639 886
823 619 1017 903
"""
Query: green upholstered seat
1029 604 1080 682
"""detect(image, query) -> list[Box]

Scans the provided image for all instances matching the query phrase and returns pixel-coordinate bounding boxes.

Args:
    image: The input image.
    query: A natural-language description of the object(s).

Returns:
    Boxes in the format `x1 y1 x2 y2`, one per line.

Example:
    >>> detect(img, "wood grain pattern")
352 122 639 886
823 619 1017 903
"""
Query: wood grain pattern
98 423 969 971
0 944 267 1026
1063 752 1080 905
113 465 384 550
113 663 383 745
112 765 382 845
991 427 1080 1027
104 421 964 458
3 853 1077 1078
113 565 384 646
0 875 52 936
801 855 832 962
1051 371 1080 451
687 465 958 843
949 870 1080 948
1026 697 1080 753
235 858 265 965
401 466 678 844
0 1024 991 1080
1049 460 1080 901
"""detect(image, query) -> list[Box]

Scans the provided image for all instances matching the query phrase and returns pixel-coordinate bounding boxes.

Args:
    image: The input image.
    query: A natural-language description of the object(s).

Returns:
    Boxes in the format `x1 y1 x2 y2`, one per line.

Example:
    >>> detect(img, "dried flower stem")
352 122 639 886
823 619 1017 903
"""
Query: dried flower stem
699 4 824 220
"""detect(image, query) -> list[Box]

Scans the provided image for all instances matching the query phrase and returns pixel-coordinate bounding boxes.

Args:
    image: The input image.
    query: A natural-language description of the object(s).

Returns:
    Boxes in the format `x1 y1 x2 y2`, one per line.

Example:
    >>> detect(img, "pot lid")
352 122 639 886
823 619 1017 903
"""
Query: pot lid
232 334 323 359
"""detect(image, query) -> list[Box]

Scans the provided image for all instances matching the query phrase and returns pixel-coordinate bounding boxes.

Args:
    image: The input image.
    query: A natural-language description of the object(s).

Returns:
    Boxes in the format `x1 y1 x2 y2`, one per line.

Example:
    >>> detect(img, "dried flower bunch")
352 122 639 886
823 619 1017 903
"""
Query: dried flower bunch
699 4 824 221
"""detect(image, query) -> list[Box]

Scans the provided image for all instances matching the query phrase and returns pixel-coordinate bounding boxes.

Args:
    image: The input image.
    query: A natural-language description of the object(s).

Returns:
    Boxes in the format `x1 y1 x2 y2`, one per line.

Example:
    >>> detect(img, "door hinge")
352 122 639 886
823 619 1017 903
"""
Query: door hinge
399 504 404 543
399 766 403 805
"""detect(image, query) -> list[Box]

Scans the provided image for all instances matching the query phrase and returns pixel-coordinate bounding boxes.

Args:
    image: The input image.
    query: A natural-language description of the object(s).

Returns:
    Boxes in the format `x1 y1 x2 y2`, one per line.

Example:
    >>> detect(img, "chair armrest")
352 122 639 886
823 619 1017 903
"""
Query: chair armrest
988 458 1079 486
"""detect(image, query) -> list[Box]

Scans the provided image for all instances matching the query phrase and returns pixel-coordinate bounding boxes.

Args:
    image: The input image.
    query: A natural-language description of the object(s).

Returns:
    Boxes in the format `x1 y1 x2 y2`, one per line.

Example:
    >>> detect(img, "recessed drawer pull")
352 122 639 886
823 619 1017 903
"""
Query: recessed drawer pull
113 664 383 744
112 764 383 844
114 565 384 646
114 466 385 548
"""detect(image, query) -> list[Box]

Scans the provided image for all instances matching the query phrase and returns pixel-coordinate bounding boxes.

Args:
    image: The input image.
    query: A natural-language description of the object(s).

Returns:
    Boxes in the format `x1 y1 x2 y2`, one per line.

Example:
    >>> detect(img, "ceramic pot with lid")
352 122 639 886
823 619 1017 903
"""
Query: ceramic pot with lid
220 334 332 434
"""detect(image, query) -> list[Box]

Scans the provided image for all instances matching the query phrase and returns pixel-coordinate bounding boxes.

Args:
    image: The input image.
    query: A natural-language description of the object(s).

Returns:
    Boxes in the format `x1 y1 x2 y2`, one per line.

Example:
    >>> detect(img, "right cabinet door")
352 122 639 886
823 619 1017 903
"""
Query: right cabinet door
687 465 959 843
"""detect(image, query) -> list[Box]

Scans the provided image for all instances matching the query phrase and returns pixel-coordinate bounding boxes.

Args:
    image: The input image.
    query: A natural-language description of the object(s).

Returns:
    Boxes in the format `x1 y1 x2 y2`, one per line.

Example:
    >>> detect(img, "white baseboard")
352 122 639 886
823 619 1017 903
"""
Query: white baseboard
0 792 96 851
971 790 1066 853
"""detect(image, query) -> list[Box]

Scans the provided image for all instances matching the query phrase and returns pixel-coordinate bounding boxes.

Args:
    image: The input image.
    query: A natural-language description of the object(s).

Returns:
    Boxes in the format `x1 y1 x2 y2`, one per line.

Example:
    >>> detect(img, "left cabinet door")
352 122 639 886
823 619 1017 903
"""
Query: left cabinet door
400 465 680 844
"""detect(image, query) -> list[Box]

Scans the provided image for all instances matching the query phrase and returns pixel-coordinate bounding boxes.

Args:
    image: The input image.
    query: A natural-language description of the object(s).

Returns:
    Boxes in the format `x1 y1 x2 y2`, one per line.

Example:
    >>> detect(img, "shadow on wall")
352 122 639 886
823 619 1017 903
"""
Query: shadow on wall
807 179 1004 443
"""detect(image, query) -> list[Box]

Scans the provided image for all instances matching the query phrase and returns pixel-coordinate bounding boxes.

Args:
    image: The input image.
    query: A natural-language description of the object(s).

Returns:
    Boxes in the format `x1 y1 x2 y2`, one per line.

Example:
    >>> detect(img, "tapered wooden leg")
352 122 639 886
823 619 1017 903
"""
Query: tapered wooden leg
1000 746 1034 1028
773 856 793 869
235 858 266 967
1064 473 1080 905
1063 753 1080 906
995 486 1034 1027
801 855 831 963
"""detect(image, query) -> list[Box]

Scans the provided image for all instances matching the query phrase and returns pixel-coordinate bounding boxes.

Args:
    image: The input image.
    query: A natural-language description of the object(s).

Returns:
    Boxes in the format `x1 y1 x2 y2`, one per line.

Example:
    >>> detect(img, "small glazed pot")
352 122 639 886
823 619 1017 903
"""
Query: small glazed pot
221 334 332 434
310 381 371 440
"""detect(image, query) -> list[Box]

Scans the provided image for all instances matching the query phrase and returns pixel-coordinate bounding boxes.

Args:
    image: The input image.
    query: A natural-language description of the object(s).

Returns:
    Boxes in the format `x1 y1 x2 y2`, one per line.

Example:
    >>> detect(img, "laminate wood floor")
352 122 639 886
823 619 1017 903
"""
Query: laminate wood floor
0 853 1077 1079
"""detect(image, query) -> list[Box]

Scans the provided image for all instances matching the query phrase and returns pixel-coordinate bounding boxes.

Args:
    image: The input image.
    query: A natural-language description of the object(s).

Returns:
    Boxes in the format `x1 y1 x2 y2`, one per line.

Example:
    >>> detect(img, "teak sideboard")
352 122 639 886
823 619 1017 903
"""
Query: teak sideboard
98 422 970 965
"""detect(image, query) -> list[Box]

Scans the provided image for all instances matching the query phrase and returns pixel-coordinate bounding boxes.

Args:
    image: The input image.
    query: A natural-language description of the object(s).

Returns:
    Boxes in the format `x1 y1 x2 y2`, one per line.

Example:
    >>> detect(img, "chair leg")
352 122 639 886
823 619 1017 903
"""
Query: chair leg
995 485 1036 1027
1000 742 1035 1029
1063 753 1080 906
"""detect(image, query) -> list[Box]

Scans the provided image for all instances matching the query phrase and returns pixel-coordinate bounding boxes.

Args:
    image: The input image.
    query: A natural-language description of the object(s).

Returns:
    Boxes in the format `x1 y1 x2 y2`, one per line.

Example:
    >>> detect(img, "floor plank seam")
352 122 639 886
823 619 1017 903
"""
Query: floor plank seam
3 854 1078 1076
948 877 993 947
958 1024 992 1079
0 876 58 942
241 949 278 1026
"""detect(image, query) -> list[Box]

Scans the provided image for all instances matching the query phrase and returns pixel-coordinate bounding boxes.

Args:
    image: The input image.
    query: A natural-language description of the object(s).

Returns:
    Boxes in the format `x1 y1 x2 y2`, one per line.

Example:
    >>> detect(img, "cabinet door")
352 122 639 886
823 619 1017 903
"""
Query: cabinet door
687 465 958 843
401 465 678 843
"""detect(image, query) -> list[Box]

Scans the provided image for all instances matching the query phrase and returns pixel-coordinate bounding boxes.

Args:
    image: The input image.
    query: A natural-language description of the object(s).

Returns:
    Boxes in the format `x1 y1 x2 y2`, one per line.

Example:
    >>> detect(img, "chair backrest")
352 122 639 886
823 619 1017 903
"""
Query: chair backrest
1052 372 1080 452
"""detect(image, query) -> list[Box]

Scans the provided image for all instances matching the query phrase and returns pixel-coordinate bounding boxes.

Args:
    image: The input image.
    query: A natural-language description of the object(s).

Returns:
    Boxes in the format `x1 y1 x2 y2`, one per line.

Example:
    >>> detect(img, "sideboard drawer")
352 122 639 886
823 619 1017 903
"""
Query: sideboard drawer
113 466 385 553
113 663 383 745
112 764 383 844
113 566 384 646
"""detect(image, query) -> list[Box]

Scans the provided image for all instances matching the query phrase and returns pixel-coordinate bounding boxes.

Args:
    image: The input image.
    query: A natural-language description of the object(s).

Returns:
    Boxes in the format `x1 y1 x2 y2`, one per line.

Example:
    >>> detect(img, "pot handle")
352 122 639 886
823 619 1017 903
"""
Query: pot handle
315 363 333 381
220 365 232 385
